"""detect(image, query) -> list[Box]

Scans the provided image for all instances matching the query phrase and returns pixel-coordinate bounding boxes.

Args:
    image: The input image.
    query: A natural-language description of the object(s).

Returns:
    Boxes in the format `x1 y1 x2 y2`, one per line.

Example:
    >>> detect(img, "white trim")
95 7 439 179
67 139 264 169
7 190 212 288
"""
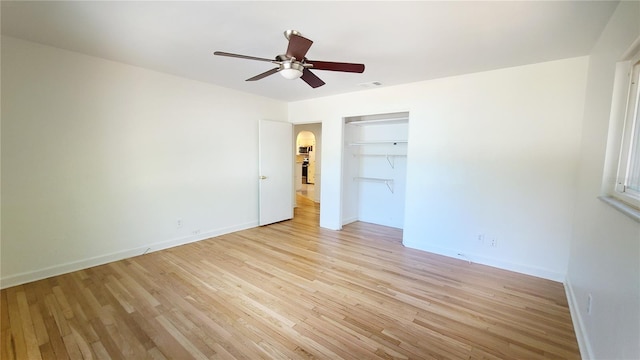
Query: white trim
0 221 258 289
621 35 640 60
599 195 640 222
565 279 594 360
341 216 359 226
402 242 565 282
608 35 640 210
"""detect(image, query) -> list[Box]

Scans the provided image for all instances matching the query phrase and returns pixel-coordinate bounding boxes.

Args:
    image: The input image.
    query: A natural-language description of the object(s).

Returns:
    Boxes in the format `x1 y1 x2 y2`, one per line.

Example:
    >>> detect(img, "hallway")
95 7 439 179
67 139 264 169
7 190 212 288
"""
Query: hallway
296 183 315 203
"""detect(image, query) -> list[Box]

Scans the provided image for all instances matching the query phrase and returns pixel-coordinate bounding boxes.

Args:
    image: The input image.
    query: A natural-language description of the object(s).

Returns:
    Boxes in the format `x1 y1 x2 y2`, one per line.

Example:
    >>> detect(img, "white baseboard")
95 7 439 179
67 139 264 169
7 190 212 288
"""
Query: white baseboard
402 242 565 282
0 221 258 289
341 217 404 230
565 279 593 360
342 216 359 226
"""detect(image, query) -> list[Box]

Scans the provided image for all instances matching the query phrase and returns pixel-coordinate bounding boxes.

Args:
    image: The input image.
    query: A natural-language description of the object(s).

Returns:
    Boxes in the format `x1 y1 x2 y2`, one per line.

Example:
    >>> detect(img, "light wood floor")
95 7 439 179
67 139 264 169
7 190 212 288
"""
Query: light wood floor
1 196 580 359
296 184 315 203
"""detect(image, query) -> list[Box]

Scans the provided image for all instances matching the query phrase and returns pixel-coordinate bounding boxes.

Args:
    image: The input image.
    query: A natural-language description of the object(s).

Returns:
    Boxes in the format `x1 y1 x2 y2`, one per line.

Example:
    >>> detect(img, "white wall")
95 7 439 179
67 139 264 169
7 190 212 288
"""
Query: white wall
566 2 640 359
343 121 408 228
1 37 287 288
290 56 589 281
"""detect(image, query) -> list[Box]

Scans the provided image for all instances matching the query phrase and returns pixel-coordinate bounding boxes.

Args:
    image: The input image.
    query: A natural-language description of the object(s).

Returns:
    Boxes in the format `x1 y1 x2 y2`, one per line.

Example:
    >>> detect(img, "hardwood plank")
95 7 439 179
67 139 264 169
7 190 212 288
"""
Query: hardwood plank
40 304 70 359
5 287 28 360
28 302 49 347
1 290 16 360
154 314 210 359
90 341 111 360
0 195 580 359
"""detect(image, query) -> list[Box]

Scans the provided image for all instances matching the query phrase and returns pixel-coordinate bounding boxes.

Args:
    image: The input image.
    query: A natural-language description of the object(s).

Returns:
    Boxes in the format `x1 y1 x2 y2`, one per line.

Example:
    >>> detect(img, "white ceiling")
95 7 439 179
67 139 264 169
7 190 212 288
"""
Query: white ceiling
1 1 618 102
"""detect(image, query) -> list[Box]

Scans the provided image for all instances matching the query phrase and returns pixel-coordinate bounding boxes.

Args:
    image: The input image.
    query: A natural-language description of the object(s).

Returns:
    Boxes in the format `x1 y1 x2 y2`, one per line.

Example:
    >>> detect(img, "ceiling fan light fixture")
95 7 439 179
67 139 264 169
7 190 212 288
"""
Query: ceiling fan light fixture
214 30 365 88
280 61 304 80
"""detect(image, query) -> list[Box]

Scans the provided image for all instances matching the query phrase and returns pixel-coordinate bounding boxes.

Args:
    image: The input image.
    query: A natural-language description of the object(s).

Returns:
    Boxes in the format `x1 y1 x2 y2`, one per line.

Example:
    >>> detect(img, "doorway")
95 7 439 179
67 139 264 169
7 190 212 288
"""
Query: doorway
294 123 322 205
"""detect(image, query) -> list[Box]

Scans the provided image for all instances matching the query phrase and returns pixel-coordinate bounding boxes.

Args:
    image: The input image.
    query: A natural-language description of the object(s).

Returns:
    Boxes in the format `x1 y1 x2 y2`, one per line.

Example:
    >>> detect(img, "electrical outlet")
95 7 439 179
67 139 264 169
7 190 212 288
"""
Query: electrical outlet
478 234 485 243
587 294 593 315
177 219 183 228
490 237 498 247
192 229 201 235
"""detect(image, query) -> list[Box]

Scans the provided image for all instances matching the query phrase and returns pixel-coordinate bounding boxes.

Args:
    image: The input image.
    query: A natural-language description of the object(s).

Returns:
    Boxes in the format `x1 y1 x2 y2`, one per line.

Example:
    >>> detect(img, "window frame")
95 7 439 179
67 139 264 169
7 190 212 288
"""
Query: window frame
612 41 640 210
605 37 640 214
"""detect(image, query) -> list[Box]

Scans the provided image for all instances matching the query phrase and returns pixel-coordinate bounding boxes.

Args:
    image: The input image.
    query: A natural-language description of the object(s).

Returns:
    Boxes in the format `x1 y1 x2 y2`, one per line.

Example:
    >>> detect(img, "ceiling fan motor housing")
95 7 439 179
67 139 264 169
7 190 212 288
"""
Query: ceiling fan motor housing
284 30 302 40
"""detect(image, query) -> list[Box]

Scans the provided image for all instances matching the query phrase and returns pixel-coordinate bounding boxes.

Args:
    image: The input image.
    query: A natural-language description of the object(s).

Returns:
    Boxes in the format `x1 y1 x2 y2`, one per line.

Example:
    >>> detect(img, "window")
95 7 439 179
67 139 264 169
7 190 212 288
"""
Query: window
614 46 640 209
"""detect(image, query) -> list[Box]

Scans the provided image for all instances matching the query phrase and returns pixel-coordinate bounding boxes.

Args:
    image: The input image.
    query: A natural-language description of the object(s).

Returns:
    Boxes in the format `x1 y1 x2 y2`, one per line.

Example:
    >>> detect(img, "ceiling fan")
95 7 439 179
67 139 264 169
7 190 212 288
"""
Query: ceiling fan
214 30 365 88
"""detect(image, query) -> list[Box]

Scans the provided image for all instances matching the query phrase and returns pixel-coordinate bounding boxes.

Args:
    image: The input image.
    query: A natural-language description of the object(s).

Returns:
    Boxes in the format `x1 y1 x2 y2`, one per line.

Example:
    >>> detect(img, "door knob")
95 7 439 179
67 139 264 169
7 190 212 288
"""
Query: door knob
260 176 268 180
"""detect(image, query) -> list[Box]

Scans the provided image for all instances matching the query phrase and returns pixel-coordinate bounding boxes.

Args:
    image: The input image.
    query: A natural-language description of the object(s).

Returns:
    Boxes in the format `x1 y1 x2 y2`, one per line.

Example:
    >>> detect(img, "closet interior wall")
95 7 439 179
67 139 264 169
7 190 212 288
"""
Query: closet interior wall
342 112 409 229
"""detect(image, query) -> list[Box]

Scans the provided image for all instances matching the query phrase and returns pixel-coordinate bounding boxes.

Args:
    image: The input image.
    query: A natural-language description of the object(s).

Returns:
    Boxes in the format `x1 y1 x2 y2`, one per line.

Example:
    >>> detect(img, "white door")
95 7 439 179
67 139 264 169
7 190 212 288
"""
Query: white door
259 119 293 225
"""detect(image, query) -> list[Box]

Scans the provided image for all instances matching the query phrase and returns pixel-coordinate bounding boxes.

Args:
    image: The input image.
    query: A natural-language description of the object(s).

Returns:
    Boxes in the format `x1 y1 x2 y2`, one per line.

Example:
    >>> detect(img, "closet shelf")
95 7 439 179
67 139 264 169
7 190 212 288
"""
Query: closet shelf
348 140 407 146
353 177 394 193
352 154 406 168
346 117 408 126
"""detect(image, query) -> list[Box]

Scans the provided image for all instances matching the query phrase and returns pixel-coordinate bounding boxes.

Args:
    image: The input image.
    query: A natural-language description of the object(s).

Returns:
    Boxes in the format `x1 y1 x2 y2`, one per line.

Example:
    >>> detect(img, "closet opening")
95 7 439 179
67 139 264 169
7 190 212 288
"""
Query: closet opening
342 112 409 229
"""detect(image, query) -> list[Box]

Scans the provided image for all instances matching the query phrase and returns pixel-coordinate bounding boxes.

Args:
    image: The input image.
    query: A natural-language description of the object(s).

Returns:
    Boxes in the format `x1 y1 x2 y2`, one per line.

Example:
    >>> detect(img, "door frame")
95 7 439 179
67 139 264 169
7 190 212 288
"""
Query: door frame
293 122 322 207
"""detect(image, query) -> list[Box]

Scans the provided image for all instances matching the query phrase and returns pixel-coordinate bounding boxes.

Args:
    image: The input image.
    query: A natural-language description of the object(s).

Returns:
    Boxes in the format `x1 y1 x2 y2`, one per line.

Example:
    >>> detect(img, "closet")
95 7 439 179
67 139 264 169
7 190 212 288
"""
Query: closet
342 112 409 229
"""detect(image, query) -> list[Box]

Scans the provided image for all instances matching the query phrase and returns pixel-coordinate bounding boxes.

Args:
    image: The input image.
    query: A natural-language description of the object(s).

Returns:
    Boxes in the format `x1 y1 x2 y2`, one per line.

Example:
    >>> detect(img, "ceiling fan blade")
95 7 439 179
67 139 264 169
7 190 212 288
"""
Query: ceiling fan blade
214 51 277 63
286 34 313 60
246 67 280 81
300 68 325 88
306 60 365 73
